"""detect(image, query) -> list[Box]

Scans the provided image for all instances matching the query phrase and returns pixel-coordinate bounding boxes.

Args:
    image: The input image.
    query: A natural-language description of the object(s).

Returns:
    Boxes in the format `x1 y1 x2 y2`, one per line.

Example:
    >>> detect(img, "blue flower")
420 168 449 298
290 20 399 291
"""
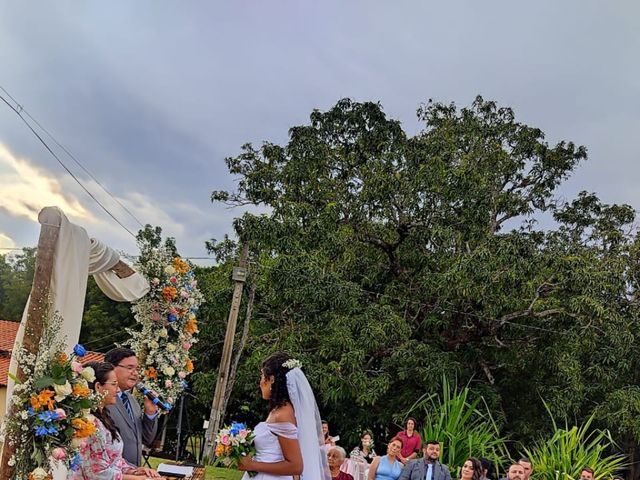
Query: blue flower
180 380 189 389
38 411 58 422
34 425 49 436
27 406 35 417
229 421 246 436
70 452 82 471
47 424 59 435
73 344 87 357
167 314 177 323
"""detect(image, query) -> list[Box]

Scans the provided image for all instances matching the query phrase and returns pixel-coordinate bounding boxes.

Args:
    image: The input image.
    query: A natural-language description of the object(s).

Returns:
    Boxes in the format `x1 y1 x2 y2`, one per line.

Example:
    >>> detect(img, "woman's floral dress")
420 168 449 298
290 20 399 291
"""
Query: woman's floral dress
68 415 136 480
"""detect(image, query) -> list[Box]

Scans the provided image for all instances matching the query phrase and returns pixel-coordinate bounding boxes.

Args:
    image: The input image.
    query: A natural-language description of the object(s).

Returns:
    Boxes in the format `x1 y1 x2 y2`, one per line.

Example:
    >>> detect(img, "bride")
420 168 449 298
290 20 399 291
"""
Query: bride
238 352 330 480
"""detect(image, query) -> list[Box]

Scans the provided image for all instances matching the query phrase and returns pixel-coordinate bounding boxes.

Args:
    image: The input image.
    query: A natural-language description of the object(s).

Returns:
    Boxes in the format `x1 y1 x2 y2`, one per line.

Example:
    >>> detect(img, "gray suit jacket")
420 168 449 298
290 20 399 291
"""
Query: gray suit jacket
106 391 158 466
398 459 451 480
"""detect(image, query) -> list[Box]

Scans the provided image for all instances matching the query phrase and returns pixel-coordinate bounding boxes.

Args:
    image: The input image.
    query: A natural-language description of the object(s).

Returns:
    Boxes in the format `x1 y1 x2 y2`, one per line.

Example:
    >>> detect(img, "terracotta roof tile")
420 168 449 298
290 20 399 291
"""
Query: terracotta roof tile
0 320 107 385
0 356 10 387
0 320 20 353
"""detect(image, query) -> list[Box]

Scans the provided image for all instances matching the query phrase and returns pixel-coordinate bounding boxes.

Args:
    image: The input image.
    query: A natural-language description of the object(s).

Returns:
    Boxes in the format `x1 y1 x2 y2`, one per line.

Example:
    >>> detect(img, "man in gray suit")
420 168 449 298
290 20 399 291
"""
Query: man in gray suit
398 440 451 480
105 347 159 467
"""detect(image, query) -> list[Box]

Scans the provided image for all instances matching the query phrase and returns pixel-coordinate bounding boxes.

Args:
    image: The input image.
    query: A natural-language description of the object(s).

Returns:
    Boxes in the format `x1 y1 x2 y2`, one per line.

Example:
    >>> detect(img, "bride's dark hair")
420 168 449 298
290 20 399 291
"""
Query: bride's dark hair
262 352 293 411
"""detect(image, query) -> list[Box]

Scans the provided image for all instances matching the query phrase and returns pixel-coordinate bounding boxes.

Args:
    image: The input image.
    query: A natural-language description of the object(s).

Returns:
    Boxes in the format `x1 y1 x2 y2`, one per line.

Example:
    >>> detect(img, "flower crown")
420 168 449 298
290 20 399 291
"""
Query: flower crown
282 358 302 369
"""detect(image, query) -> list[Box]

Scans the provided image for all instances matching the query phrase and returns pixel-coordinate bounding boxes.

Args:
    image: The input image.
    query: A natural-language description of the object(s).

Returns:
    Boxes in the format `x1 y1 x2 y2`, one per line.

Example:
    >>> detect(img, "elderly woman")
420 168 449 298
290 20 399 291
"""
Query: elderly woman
328 447 355 480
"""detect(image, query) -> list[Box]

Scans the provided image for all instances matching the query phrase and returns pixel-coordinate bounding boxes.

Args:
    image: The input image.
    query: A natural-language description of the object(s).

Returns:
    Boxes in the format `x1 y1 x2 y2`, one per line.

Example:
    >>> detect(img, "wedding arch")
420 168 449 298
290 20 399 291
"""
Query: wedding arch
0 206 150 480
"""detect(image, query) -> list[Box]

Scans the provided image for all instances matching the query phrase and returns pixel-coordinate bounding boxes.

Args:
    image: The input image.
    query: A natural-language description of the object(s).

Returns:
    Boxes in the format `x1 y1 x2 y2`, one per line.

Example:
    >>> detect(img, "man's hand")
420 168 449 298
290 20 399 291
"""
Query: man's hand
132 466 161 477
143 393 159 416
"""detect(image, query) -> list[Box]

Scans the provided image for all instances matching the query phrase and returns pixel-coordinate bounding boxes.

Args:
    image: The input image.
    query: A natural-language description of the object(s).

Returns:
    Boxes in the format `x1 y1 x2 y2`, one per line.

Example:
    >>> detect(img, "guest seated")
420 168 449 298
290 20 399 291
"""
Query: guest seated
70 361 161 480
350 430 377 464
459 458 482 480
323 419 337 446
397 418 421 465
328 447 355 480
368 437 403 480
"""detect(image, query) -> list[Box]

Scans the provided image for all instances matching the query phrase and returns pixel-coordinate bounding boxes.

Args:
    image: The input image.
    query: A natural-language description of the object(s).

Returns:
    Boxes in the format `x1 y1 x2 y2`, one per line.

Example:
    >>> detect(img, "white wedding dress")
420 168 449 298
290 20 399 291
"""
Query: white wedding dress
243 368 330 480
242 422 299 480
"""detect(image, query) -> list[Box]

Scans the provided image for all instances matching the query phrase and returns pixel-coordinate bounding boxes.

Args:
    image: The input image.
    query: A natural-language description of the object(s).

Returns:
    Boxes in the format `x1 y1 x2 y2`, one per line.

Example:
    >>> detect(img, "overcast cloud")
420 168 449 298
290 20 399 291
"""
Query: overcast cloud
0 1 638 261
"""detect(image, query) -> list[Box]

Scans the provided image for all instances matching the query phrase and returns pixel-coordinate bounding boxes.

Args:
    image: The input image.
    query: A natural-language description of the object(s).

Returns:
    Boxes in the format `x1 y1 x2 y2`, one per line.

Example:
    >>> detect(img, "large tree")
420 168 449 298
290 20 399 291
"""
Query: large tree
210 96 640 461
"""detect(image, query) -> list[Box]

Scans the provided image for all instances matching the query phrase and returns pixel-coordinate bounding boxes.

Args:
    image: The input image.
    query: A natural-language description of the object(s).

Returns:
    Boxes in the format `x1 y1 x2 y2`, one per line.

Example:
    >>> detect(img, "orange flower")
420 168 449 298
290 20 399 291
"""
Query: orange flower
185 358 194 373
57 352 68 364
185 318 198 334
72 418 97 438
145 367 158 379
162 286 178 302
31 389 56 411
72 383 91 398
215 443 226 457
173 257 190 274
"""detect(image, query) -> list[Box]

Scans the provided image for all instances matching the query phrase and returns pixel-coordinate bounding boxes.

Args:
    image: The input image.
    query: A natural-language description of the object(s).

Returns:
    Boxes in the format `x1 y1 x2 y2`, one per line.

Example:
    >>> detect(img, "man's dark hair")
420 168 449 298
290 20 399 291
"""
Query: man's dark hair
581 467 594 475
480 458 496 479
519 458 532 466
104 347 137 367
425 440 440 447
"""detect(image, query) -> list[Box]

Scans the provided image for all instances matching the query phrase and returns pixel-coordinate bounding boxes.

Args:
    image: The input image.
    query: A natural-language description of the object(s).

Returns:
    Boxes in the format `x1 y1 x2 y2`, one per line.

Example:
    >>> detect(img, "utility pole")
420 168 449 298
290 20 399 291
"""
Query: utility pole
203 243 249 461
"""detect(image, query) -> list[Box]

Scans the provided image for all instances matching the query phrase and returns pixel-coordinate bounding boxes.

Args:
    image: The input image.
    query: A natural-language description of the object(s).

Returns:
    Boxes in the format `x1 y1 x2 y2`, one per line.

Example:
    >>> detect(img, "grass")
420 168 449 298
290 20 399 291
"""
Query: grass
149 457 244 480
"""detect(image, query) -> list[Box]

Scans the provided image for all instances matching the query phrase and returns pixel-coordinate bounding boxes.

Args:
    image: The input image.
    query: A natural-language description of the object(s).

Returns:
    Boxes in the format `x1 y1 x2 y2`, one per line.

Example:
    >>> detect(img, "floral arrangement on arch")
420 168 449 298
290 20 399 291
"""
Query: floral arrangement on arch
1 312 101 480
127 247 204 406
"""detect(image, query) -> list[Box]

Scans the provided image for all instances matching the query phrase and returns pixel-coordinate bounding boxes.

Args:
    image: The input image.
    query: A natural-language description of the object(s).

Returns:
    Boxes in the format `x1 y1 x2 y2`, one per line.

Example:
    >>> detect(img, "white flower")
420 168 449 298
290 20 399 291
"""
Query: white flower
7 456 15 467
162 366 175 376
282 358 303 369
19 410 29 420
149 341 160 349
166 344 176 352
53 381 73 401
30 467 49 480
164 265 176 275
159 329 168 339
81 366 96 382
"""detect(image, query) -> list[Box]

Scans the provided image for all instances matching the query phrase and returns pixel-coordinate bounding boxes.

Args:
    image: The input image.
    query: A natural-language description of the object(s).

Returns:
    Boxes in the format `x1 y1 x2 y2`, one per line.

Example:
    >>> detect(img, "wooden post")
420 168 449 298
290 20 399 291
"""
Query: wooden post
0 208 61 480
203 243 249 461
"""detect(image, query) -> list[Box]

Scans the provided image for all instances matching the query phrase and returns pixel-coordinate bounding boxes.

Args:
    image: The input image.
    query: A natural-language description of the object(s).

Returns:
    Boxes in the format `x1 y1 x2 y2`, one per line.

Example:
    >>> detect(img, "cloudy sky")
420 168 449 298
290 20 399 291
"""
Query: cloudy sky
0 1 638 261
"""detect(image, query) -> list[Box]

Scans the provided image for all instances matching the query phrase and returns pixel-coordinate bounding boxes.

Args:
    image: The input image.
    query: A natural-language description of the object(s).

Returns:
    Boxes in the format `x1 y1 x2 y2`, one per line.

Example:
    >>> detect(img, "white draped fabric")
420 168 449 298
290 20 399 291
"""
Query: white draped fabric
5 206 150 404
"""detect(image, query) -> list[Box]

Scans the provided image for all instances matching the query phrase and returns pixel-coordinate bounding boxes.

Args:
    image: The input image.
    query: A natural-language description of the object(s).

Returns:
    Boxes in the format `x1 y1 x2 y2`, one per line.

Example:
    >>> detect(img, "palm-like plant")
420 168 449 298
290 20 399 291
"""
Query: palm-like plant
523 411 626 480
400 377 509 476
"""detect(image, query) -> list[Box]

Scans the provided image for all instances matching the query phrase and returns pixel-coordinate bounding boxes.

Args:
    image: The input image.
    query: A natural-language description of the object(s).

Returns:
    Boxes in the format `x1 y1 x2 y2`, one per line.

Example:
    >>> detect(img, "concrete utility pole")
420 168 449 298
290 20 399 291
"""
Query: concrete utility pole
203 243 249 461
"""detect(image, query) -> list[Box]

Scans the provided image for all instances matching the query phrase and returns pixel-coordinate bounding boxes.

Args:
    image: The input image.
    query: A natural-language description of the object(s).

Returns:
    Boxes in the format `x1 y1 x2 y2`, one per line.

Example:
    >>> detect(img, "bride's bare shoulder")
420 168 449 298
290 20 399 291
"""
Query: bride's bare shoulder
270 402 296 424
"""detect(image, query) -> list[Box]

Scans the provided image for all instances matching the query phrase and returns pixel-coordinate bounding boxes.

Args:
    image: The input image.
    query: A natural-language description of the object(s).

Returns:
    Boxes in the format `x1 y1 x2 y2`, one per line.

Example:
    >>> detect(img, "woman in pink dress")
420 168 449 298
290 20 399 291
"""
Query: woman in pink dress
69 362 160 480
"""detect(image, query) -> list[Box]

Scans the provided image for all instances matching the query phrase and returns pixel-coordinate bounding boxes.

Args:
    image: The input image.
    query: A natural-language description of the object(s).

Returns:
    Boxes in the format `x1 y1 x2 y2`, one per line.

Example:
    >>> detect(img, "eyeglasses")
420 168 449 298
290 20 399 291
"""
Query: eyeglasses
116 364 140 373
101 381 119 387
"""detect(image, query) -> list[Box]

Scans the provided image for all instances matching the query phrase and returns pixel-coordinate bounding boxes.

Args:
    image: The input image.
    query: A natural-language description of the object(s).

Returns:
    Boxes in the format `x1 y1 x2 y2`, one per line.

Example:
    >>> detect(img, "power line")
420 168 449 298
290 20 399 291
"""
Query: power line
1 245 216 261
0 89 138 238
0 86 145 229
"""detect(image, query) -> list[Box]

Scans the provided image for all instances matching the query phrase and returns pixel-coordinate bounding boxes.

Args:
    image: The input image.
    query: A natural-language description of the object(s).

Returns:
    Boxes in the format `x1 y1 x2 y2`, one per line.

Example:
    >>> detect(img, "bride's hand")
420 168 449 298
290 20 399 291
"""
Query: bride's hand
238 455 255 471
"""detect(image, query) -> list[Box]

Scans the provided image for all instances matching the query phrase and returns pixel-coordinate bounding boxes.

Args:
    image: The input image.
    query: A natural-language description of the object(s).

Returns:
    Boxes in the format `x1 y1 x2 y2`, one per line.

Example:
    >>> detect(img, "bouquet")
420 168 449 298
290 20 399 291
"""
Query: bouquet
213 422 256 474
2 312 102 479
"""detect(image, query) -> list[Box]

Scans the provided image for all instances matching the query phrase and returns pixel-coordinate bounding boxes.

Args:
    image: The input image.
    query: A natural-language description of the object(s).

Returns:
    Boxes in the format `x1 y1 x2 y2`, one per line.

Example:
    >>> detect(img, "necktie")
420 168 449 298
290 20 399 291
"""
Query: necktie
120 393 134 421
425 464 433 480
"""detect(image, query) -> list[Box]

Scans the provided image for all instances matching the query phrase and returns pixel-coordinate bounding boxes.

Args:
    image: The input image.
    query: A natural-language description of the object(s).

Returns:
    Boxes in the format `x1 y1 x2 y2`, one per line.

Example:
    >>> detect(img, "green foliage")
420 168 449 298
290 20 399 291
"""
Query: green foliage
0 248 36 321
206 96 640 458
523 413 626 480
402 377 509 475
